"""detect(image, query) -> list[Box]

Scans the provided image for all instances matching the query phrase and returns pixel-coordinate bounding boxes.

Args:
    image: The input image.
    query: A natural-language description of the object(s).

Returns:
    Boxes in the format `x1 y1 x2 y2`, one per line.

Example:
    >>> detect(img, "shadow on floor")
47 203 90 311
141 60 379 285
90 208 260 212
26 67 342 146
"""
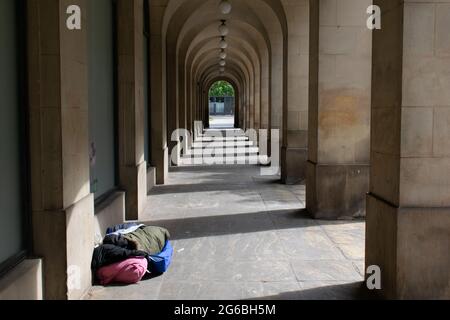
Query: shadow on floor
169 164 261 173
246 282 376 300
148 183 256 195
141 208 364 240
147 179 291 200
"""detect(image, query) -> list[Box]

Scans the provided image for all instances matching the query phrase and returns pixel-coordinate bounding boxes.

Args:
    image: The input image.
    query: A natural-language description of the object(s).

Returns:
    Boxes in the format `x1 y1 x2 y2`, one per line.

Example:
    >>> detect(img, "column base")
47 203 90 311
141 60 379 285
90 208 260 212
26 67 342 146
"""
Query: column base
119 161 147 220
306 161 369 219
147 166 156 193
154 146 168 185
366 194 450 299
94 191 125 243
281 147 308 184
0 259 43 300
33 193 95 300
170 142 181 167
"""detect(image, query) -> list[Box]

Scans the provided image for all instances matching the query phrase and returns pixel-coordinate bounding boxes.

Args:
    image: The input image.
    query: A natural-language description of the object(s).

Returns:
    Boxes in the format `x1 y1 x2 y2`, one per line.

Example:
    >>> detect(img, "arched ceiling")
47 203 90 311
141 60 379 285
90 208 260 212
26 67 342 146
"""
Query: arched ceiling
164 0 285 80
155 0 289 131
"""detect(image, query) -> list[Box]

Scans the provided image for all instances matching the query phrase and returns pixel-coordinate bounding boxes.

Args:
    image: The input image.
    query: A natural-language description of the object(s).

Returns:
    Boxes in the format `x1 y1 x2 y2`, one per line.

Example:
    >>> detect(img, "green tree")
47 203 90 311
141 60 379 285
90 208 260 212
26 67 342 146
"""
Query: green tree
209 81 235 97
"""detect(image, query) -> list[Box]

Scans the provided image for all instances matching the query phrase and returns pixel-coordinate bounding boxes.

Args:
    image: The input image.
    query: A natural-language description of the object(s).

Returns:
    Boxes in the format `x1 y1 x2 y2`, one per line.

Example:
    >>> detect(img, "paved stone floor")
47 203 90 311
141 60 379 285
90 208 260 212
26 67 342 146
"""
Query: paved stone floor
87 164 367 300
209 115 235 129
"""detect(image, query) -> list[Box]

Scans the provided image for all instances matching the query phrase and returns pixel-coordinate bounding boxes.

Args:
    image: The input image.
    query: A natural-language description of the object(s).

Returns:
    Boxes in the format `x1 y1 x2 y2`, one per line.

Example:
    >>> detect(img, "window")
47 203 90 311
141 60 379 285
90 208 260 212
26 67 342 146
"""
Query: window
0 0 28 274
88 0 118 201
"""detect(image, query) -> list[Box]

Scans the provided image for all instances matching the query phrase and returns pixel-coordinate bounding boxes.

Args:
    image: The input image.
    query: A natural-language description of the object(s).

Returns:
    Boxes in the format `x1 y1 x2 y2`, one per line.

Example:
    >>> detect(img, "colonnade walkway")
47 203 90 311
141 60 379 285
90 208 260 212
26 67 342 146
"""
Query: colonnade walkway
87 160 367 300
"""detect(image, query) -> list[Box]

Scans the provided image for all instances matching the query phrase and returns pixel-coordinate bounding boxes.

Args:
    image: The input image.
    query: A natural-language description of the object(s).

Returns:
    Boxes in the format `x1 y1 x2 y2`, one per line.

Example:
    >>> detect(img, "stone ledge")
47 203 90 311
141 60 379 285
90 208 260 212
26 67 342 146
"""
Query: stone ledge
366 193 450 300
0 259 43 300
33 193 95 300
94 191 126 243
306 161 370 219
281 147 308 185
147 166 156 193
154 146 169 185
119 161 147 220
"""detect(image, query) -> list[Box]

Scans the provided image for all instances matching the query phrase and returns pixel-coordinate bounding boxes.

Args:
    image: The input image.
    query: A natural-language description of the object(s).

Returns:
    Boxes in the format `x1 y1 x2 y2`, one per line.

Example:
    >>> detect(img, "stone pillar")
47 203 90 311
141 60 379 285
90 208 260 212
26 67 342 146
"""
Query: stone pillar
306 0 372 219
366 0 450 299
203 88 209 128
178 63 188 153
177 68 187 132
117 0 147 220
254 77 261 131
166 48 179 165
27 0 94 299
235 91 240 129
194 83 199 125
239 91 245 130
150 0 168 184
281 0 309 184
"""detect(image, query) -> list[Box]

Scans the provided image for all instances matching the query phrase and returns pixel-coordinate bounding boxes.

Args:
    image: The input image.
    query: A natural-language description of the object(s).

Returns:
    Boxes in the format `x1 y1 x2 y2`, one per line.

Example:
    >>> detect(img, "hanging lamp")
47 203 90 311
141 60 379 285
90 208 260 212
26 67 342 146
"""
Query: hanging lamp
219 0 232 15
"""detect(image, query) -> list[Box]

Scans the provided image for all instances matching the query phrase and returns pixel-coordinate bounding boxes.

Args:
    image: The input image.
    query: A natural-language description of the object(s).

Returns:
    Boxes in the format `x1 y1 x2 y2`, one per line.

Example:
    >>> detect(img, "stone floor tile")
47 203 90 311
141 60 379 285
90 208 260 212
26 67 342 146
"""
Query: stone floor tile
277 230 346 260
296 281 366 300
290 260 363 282
158 281 244 300
243 281 302 300
352 260 366 277
87 163 367 300
338 242 366 260
87 277 163 300
268 209 321 231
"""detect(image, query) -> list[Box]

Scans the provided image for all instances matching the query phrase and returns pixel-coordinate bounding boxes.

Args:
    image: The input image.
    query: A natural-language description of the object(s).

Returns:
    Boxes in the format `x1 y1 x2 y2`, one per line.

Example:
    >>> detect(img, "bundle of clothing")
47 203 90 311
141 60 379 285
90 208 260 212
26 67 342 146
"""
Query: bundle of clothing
91 223 173 286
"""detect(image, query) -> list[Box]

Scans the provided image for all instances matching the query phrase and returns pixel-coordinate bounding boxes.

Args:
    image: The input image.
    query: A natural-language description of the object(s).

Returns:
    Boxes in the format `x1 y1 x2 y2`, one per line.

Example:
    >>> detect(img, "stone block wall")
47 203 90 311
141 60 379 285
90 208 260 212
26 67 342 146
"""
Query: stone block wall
307 0 372 219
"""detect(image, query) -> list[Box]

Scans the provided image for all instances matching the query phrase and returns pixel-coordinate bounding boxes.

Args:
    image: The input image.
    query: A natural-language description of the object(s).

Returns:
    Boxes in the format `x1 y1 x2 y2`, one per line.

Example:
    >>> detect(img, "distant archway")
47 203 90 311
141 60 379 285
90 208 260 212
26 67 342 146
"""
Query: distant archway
208 80 236 129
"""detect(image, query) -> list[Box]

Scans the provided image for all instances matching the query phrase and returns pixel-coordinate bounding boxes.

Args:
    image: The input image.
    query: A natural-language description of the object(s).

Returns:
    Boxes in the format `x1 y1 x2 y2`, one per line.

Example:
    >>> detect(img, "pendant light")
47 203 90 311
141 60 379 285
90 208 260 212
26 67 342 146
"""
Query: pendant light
219 0 232 15
219 20 229 36
219 36 228 49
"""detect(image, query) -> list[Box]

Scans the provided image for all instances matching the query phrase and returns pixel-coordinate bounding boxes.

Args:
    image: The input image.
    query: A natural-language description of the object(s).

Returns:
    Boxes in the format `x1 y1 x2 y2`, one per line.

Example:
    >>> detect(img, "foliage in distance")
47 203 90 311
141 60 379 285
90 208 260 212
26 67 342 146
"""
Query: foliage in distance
209 81 235 97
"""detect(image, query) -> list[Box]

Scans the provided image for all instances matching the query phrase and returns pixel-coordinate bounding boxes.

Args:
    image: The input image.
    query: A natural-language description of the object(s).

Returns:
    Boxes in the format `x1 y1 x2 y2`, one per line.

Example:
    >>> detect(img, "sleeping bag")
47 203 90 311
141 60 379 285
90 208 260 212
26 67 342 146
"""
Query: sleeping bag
123 226 170 255
96 257 148 285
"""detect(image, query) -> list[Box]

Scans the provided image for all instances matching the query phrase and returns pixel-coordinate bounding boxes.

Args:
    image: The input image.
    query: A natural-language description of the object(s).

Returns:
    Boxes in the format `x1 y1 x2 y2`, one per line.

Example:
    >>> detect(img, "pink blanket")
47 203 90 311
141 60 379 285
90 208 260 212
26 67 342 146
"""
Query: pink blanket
97 257 148 285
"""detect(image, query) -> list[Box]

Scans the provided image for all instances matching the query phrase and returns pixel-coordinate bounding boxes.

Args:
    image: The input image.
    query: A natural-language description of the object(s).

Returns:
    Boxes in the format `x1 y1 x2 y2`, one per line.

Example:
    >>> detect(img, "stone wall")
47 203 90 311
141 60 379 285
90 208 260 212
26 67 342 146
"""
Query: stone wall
366 0 450 299
0 260 43 300
27 0 94 299
281 0 310 184
307 0 372 219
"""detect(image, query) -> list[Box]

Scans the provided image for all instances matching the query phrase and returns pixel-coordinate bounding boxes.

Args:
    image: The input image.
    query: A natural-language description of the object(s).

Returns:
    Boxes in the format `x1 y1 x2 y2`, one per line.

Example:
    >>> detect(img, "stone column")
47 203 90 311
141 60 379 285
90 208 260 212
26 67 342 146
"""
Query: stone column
28 0 94 299
307 0 372 219
117 0 147 220
235 90 240 129
254 76 261 131
178 62 188 148
239 90 246 130
194 83 200 125
281 0 309 184
366 0 450 299
166 48 179 164
203 88 209 128
150 0 168 184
